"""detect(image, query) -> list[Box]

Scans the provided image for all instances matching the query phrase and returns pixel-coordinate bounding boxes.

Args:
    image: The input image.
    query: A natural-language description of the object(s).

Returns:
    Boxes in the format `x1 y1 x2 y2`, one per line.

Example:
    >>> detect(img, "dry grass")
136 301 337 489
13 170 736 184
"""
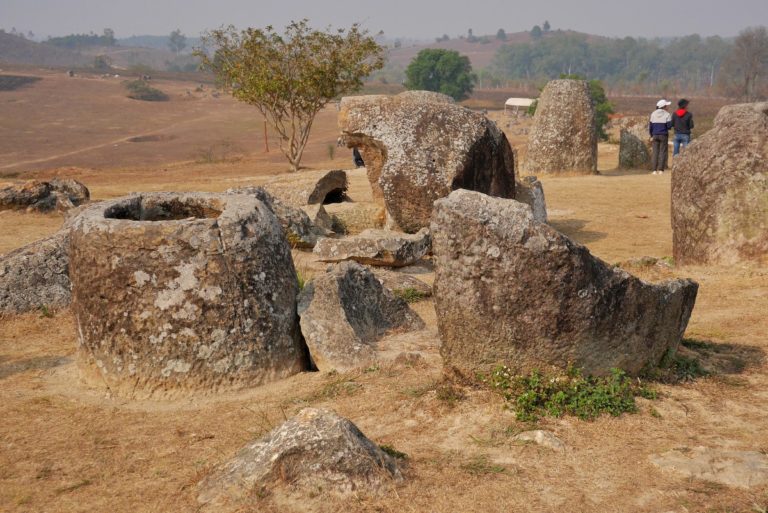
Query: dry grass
1 72 766 513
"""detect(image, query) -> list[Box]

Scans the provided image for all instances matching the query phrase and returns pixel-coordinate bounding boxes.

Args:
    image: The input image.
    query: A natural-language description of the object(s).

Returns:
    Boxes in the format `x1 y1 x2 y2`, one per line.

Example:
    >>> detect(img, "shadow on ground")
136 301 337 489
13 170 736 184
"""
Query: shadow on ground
0 354 68 380
548 218 607 244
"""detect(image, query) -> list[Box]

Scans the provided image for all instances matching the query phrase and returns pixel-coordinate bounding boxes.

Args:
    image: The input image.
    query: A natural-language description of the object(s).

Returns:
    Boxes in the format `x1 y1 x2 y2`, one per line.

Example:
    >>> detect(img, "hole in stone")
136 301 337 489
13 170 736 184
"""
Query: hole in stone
105 197 222 221
322 188 347 205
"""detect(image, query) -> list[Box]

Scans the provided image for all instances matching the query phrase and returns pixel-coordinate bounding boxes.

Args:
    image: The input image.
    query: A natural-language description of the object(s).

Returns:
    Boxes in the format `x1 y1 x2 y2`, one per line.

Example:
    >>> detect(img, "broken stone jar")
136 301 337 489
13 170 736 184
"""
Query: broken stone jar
68 192 307 396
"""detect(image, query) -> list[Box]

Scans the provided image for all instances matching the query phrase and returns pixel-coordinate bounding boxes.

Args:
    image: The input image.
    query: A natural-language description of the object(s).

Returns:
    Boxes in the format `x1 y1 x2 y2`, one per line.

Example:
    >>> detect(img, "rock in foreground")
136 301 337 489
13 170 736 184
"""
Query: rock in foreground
339 90 516 233
69 192 307 395
0 230 70 313
197 408 403 506
524 79 597 175
313 228 431 267
262 169 348 207
672 102 768 265
650 447 768 489
297 262 424 371
431 190 698 377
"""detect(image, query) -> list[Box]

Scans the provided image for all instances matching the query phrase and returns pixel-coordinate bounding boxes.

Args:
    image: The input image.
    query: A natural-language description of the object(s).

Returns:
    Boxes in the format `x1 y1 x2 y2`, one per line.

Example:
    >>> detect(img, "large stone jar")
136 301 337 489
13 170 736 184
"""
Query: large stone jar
68 192 307 395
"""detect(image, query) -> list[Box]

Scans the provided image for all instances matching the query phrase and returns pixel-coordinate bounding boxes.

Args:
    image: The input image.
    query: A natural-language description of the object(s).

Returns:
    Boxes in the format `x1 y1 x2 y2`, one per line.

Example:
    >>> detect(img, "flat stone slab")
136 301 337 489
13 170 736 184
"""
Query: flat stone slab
198 408 403 507
262 169 348 207
650 447 768 489
314 228 431 267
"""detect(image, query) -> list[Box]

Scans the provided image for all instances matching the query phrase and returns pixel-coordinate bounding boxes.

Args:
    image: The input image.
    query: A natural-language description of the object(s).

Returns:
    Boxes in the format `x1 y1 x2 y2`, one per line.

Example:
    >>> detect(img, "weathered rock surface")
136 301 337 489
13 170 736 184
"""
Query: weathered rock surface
197 408 402 506
262 169 348 207
514 430 566 452
301 203 334 233
619 128 651 169
524 79 597 175
0 230 70 313
314 228 431 267
514 176 548 223
323 202 385 235
650 447 768 489
672 102 768 265
297 262 424 371
68 192 307 395
431 190 698 377
227 186 327 249
0 178 90 212
370 267 432 298
339 90 516 233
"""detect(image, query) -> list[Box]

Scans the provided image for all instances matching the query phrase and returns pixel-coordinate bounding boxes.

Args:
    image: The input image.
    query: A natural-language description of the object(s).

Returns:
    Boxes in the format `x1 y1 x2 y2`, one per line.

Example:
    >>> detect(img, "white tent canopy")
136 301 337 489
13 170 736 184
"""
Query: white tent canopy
505 97 535 108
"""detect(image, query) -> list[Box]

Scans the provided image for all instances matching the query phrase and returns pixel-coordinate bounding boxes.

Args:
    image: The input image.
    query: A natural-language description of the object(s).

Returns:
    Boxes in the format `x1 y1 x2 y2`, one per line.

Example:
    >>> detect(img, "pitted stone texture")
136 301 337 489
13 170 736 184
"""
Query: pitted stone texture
301 204 334 233
262 169 348 207
197 408 403 506
514 176 548 223
672 102 768 265
0 230 70 313
313 228 431 267
339 90 516 233
431 190 698 377
227 186 327 249
619 128 651 169
0 178 90 213
524 79 597 175
68 192 306 395
650 447 768 489
297 262 425 372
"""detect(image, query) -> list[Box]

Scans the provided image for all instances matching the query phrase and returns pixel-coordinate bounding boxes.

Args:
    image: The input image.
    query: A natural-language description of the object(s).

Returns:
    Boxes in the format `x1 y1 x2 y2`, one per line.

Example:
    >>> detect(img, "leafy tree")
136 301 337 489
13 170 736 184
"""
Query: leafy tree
467 28 477 43
197 20 384 172
531 25 543 39
543 20 551 32
725 26 768 100
93 54 112 70
496 28 507 41
404 48 476 100
168 29 187 54
102 28 115 46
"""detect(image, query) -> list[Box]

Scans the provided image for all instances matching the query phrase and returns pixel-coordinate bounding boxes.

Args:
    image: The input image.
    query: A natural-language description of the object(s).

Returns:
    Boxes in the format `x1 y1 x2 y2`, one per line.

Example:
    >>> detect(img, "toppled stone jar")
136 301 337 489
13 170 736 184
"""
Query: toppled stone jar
68 192 307 395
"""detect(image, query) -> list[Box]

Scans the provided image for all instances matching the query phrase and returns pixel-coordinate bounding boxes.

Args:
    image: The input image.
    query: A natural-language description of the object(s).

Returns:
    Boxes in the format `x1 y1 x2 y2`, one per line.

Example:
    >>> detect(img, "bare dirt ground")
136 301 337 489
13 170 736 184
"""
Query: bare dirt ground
1 73 766 513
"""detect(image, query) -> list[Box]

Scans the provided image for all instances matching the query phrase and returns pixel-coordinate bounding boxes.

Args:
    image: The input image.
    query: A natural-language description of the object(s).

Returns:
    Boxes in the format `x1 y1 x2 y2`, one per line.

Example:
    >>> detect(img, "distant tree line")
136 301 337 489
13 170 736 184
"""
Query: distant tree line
46 28 116 49
491 27 768 99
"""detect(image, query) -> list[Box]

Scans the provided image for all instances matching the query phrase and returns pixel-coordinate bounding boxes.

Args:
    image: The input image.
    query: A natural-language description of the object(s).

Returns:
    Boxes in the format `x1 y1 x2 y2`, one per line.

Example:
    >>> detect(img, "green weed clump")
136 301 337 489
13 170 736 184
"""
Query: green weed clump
124 80 169 101
393 287 428 303
485 365 656 422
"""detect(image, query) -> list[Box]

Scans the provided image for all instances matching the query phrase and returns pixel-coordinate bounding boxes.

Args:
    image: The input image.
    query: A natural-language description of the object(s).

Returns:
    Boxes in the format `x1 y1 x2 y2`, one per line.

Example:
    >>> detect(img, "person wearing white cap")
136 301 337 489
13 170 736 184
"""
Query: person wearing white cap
649 99 673 174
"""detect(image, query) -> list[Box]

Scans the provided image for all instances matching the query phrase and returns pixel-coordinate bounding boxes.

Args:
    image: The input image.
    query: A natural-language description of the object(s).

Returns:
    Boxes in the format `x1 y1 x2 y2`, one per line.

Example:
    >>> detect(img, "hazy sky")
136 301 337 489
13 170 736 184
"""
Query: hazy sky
1 0 766 40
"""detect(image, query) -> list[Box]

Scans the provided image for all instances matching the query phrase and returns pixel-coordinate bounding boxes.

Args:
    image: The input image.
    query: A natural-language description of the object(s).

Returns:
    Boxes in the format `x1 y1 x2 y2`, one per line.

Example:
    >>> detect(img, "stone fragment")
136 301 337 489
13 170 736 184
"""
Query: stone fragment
0 178 89 213
297 262 424 372
431 190 698 377
650 447 768 489
313 228 431 267
197 408 402 506
0 230 70 313
262 169 348 207
514 175 548 223
672 102 768 265
514 430 566 452
619 128 651 169
524 79 597 175
339 90 516 233
370 267 432 298
68 192 307 395
227 186 326 249
301 203 334 233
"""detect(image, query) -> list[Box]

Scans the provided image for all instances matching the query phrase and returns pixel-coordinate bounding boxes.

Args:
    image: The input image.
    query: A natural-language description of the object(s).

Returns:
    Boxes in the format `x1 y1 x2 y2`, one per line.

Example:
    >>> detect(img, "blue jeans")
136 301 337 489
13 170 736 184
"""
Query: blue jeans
673 133 690 156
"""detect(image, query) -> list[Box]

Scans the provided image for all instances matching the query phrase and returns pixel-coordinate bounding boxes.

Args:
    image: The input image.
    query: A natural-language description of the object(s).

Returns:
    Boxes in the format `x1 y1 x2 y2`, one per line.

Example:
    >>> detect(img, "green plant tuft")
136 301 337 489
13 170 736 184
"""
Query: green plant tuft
485 365 656 422
393 287 428 303
379 444 408 460
123 80 169 101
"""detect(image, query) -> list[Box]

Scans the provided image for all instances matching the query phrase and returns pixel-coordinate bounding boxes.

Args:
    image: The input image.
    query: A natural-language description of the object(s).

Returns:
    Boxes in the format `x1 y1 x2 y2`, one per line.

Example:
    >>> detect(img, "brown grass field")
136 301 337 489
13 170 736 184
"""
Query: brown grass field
1 69 766 513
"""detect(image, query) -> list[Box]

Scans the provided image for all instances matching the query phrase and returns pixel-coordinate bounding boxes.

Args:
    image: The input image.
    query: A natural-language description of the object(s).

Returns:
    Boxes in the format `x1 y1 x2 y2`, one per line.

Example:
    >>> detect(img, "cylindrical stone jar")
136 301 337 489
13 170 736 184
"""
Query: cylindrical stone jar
68 192 307 396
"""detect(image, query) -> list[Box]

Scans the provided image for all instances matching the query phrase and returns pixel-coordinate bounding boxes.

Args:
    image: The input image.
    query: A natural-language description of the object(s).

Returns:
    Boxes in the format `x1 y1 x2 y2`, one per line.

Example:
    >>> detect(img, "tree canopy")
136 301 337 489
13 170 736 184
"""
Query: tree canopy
197 20 384 172
404 49 476 101
168 29 187 54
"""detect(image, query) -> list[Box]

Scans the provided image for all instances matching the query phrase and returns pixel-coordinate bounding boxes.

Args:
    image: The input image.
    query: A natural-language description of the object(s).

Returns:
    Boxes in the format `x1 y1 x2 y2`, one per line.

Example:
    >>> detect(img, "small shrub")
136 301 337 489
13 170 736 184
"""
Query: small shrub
435 383 466 407
393 287 428 303
379 444 408 460
526 99 538 116
124 80 169 101
38 305 53 318
461 455 505 475
646 346 709 383
486 365 656 422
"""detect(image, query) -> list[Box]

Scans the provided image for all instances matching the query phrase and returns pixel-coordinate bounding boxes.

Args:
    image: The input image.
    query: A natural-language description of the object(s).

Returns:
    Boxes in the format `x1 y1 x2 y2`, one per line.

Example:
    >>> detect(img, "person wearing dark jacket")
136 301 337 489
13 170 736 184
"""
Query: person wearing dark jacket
649 99 673 174
672 98 694 156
